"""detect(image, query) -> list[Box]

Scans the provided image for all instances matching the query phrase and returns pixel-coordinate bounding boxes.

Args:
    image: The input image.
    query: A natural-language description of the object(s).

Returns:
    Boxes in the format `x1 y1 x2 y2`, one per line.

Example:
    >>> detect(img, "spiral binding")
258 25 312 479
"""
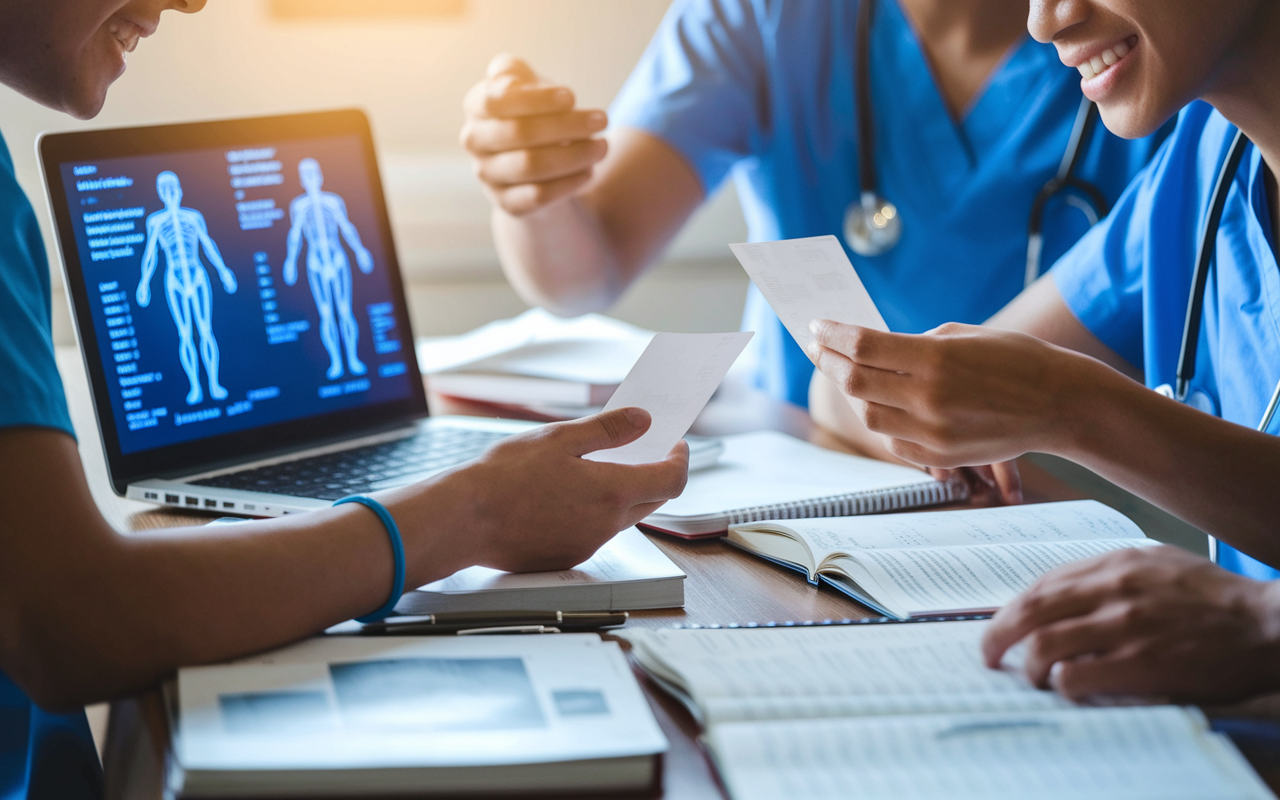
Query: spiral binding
670 613 992 630
723 475 969 526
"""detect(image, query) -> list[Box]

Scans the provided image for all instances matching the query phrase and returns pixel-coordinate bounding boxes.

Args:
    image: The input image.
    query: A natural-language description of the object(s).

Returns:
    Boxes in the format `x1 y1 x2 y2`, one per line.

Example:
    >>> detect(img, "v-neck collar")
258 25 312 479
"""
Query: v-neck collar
874 0 1062 192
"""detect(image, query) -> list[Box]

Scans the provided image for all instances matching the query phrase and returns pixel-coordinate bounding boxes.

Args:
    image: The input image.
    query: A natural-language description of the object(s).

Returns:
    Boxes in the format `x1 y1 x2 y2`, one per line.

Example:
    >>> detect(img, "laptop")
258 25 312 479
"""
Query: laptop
38 109 548 516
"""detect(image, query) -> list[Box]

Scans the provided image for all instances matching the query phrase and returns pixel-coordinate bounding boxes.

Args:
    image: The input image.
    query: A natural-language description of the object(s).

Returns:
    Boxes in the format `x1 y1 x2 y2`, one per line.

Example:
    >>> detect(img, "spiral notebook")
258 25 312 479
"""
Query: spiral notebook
640 431 967 538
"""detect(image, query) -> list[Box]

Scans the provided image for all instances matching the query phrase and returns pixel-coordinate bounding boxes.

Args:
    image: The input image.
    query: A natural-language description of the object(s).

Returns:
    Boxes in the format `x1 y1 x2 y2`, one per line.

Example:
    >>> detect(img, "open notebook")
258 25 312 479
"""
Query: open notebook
725 500 1158 619
620 621 1272 800
641 431 967 538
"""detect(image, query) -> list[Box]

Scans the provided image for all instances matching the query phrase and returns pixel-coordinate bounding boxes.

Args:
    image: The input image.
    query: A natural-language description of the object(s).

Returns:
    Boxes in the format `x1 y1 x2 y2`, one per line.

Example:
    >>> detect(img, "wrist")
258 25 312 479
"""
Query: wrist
1250 579 1280 682
1043 350 1134 462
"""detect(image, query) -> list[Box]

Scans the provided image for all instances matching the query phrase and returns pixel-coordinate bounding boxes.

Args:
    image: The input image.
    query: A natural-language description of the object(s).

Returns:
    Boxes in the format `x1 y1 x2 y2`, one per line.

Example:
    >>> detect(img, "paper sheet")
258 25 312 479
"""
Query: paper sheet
729 235 888 356
708 707 1272 800
587 331 752 465
620 621 1067 726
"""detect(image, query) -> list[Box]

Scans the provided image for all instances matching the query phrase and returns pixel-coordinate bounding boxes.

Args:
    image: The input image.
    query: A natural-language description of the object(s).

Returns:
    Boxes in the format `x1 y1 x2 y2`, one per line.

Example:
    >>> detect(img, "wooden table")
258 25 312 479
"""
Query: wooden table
54 349 1269 798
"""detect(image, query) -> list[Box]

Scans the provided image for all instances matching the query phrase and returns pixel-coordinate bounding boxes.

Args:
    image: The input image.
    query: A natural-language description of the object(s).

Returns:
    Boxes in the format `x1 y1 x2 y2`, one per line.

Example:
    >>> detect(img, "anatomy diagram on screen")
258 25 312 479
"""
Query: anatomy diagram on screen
136 170 239 406
283 157 376 380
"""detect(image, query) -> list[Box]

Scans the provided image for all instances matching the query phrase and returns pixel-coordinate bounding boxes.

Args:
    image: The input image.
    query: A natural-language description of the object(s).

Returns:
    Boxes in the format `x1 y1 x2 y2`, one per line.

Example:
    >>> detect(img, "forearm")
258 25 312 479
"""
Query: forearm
492 195 624 315
7 476 472 709
1051 357 1280 565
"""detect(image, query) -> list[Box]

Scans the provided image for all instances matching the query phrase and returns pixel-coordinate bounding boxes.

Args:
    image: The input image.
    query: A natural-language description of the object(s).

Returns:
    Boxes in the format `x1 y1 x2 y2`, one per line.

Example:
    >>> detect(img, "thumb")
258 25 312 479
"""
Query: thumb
487 53 537 82
557 407 651 456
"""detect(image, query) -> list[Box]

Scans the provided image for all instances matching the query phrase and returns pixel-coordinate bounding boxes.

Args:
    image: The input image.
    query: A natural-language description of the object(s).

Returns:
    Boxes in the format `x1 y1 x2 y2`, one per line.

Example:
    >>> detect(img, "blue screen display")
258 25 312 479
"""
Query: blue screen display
60 134 414 455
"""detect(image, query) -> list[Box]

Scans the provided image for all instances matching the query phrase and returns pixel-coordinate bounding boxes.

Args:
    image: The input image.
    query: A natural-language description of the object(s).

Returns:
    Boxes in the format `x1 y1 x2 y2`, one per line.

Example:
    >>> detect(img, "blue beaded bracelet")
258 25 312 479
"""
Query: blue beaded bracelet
334 495 406 623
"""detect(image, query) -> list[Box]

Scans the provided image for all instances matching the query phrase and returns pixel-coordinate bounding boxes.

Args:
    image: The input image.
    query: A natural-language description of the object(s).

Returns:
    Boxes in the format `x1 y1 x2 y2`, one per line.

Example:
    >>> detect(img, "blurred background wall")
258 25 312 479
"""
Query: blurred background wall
0 0 748 345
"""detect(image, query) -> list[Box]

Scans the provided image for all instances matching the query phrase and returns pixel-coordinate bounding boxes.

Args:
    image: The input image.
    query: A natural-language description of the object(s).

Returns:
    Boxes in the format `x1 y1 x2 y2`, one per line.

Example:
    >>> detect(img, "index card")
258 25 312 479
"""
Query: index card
729 235 888 358
587 331 753 465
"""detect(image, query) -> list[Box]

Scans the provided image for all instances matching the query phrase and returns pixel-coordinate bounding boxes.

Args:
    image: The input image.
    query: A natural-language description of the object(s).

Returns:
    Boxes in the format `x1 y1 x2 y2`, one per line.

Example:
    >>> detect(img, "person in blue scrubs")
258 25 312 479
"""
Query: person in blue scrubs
806 0 1280 701
461 0 1167 500
0 3 689 797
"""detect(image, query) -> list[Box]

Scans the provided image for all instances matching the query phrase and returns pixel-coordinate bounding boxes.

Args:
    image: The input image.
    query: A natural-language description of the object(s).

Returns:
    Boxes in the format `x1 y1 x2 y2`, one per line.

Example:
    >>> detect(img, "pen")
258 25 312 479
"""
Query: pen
359 610 629 636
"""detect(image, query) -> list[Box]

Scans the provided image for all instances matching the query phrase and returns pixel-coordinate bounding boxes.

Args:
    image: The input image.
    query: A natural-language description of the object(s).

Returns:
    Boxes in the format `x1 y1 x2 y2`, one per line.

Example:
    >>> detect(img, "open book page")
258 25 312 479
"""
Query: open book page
730 501 1145 572
835 537 1159 618
706 706 1273 800
620 620 1067 726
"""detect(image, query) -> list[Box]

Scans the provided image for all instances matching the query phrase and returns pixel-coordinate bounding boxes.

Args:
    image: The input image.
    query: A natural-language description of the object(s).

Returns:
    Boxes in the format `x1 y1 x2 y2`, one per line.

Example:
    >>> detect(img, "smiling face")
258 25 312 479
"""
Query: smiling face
1027 0 1268 139
0 0 206 119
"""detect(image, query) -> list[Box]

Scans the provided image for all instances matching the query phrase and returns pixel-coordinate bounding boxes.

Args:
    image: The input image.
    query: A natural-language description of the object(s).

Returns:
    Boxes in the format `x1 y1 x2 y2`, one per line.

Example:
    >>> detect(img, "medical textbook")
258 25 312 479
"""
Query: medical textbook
168 634 665 797
620 621 1273 800
725 499 1157 619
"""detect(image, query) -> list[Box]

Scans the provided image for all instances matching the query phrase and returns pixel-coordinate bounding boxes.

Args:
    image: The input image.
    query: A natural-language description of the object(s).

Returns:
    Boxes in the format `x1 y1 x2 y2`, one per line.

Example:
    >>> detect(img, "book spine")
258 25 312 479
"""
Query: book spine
724 477 969 526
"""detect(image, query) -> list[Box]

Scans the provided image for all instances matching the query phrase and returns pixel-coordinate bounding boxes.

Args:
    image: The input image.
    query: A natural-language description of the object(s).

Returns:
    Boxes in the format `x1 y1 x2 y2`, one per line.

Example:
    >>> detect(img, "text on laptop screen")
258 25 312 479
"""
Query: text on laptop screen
59 134 414 455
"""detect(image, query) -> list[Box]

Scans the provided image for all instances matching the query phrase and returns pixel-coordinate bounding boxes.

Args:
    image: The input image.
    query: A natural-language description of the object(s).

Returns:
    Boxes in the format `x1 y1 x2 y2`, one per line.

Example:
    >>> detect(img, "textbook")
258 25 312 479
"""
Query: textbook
394 527 685 614
620 621 1272 800
640 431 967 538
168 634 666 797
725 500 1158 619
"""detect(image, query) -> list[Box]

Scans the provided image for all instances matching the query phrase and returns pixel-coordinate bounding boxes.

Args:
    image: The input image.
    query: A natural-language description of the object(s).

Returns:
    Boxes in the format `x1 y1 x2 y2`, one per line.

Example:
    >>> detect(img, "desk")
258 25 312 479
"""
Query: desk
50 349 1266 798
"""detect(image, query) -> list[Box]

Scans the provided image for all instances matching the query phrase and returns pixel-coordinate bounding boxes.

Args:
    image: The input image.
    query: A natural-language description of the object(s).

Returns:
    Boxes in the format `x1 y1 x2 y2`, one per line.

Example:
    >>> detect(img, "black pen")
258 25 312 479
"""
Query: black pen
359 610 629 636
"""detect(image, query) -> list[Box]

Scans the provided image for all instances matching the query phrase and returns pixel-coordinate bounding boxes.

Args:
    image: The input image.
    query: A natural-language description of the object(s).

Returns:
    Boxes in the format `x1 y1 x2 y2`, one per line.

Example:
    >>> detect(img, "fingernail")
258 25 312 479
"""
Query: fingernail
622 407 647 425
808 320 822 336
587 110 607 128
554 88 572 105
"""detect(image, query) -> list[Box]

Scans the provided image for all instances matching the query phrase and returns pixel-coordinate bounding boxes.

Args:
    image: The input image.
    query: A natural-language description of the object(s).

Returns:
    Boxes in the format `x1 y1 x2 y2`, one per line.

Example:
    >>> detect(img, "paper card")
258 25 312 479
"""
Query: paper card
587 331 753 465
729 235 889 358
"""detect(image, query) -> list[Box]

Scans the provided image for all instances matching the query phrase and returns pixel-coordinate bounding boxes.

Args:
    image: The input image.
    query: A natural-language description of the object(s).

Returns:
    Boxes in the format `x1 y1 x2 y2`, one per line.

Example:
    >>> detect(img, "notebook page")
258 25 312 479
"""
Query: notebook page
840 538 1160 618
706 706 1273 800
652 431 934 519
620 621 1066 726
748 500 1146 563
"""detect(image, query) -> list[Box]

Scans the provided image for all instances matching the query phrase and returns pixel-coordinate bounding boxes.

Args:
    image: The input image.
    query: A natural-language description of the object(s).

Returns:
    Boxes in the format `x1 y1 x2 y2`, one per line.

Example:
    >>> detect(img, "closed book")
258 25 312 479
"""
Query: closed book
428 371 618 408
641 431 967 538
396 527 685 615
169 635 666 797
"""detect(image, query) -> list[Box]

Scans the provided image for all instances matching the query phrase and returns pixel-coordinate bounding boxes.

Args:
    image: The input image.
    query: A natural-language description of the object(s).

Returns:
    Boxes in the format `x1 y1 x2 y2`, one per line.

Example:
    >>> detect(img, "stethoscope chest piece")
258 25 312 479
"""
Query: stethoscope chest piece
844 192 902 256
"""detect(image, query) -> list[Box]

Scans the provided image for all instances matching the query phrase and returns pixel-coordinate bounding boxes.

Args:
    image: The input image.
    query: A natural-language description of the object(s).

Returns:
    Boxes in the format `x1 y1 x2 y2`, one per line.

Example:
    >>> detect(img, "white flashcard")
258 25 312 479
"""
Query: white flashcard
587 331 753 465
729 235 889 358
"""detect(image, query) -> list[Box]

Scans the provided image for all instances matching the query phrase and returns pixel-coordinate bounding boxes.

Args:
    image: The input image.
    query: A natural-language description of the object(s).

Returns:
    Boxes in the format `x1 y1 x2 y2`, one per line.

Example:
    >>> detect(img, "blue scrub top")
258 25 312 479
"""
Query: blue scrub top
611 0 1169 406
1052 102 1280 580
0 129 102 799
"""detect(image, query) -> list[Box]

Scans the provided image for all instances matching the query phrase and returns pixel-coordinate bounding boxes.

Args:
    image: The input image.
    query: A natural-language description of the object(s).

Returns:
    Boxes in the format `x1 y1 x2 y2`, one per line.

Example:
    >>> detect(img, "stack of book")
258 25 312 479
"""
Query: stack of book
416 309 653 419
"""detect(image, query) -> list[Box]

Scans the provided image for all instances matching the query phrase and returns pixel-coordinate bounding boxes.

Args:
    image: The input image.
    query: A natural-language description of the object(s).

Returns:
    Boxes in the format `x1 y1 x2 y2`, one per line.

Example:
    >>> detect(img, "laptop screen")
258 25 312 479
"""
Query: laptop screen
42 111 427 487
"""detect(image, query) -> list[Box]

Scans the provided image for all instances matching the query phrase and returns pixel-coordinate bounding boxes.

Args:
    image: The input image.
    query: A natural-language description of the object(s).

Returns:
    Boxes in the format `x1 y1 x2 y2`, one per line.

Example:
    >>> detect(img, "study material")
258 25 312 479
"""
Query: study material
416 309 655 410
587 331 753 465
620 621 1272 800
729 235 888 357
169 634 666 797
640 430 967 538
724 499 1157 619
394 527 685 615
359 611 629 636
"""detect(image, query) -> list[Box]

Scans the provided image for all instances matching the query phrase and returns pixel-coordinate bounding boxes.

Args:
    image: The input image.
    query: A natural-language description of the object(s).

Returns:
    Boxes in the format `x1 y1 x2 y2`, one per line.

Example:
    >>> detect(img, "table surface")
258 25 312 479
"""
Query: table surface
53 349 1258 799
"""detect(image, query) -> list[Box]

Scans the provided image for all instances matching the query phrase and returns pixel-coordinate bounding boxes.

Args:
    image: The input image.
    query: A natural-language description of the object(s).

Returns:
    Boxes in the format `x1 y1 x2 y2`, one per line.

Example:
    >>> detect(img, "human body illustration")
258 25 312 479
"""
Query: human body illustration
137 170 238 406
283 157 375 380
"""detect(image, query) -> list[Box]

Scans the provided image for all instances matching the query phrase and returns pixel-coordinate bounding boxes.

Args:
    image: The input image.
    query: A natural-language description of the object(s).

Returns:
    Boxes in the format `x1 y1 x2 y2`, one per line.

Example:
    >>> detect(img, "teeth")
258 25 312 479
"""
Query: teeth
1078 40 1130 81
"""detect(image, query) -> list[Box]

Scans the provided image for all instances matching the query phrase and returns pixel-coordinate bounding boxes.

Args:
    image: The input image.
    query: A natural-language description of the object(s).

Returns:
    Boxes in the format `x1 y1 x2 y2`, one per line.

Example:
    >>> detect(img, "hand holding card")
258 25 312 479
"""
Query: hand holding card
729 235 888 359
587 332 753 465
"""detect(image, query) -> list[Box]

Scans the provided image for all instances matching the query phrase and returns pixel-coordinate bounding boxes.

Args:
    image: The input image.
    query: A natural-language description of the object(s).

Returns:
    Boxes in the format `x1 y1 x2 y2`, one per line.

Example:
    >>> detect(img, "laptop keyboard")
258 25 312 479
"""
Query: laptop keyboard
191 427 510 501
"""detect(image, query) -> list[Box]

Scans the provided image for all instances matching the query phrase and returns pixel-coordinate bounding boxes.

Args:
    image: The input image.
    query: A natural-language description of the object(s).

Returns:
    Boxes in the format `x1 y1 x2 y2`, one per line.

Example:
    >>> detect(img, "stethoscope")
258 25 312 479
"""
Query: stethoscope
1150 128 1280 563
844 0 1109 289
